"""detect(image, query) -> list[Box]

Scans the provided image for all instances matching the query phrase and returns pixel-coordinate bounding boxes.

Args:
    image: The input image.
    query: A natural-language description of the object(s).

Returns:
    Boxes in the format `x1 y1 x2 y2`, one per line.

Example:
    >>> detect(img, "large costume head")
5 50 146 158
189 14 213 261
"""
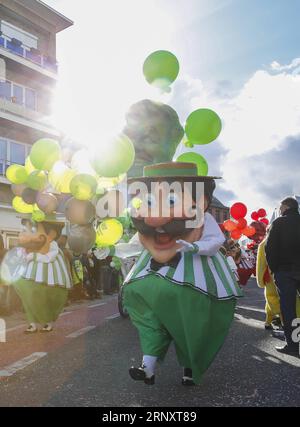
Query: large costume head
18 216 64 254
123 99 184 177
128 162 218 263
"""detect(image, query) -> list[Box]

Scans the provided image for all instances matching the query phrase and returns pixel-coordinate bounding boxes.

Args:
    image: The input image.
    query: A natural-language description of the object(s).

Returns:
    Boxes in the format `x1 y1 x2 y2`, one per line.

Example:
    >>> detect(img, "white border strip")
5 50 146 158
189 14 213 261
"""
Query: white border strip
66 326 96 338
0 352 47 377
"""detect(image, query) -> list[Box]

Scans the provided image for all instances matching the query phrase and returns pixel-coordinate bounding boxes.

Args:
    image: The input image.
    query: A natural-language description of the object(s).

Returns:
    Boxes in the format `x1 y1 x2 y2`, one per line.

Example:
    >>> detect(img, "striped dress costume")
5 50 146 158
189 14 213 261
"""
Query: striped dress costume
13 242 72 325
123 216 243 385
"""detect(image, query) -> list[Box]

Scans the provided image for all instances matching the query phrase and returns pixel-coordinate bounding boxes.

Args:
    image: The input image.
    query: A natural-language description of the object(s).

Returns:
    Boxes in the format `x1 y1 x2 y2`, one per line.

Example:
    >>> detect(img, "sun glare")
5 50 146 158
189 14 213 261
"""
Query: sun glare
51 0 176 150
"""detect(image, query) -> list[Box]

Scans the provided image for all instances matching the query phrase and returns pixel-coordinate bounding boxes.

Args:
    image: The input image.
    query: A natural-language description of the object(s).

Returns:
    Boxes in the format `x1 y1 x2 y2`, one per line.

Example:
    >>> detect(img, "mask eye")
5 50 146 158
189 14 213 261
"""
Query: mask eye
31 226 37 234
145 194 156 208
167 193 178 207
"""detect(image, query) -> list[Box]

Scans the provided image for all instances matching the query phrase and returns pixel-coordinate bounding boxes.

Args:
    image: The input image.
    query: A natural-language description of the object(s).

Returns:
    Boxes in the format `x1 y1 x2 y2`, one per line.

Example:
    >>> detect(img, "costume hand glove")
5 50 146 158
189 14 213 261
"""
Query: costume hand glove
94 247 110 260
176 240 198 254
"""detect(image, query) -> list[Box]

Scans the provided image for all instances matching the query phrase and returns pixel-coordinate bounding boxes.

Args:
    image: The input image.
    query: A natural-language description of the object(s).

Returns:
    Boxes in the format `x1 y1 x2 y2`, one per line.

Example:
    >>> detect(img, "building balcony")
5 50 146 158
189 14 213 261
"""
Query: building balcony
0 33 58 80
0 78 59 137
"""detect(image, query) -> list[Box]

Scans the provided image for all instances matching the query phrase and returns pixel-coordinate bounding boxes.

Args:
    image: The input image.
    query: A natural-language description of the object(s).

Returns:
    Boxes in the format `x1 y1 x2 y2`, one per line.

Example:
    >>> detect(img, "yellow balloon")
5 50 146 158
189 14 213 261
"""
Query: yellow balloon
48 161 76 194
6 164 28 184
12 196 34 214
25 157 36 174
96 219 123 247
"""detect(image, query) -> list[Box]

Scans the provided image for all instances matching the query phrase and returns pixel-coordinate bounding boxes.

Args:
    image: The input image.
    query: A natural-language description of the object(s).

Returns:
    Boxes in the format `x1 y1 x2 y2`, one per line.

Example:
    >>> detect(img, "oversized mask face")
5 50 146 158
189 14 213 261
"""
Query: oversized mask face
18 221 56 254
130 180 207 263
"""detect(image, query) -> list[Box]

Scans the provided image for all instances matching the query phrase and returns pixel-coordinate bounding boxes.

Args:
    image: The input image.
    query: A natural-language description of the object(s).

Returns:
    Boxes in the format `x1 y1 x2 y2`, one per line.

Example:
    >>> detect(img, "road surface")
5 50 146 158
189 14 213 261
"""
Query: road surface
0 279 299 407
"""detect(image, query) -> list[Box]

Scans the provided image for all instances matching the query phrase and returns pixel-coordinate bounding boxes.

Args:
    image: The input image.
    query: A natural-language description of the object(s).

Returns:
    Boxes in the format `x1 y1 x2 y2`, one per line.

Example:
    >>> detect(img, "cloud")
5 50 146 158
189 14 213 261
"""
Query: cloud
271 58 300 75
169 60 300 216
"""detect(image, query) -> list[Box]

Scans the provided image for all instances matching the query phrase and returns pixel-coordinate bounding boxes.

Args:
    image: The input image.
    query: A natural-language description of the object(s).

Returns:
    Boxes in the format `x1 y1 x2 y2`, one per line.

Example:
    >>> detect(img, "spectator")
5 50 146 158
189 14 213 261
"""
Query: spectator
81 252 98 299
265 197 300 356
225 242 240 284
70 253 85 301
256 233 282 330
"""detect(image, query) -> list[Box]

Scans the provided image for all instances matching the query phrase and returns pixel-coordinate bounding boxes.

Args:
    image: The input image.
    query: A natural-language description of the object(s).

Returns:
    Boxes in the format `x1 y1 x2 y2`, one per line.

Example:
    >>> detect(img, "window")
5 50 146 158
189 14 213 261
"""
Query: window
0 80 37 110
10 142 25 165
12 84 23 105
25 88 36 110
0 138 30 175
1 21 38 49
215 209 221 223
0 139 7 175
0 80 11 100
7 235 19 249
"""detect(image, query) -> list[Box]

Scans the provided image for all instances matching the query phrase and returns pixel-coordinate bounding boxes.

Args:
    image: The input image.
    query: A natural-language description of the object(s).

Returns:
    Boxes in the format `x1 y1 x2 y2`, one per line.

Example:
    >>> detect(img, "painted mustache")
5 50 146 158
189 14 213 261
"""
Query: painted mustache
132 217 195 237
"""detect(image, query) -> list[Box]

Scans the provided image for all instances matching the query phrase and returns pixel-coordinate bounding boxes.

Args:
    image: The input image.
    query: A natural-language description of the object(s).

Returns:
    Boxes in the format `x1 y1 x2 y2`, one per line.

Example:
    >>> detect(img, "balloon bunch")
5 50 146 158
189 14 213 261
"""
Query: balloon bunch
143 50 222 177
223 202 256 241
7 49 224 254
6 137 134 253
250 209 269 226
248 221 267 244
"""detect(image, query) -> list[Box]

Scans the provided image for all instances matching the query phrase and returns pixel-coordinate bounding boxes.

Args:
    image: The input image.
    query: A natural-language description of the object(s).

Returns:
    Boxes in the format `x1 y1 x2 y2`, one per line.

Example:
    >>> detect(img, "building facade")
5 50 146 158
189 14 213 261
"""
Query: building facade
208 196 230 224
0 0 72 248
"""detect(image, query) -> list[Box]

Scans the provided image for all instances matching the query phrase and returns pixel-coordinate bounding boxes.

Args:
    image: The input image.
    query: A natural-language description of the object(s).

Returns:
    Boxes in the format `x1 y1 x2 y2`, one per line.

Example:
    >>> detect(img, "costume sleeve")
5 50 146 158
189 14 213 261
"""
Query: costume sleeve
265 220 281 273
192 213 225 256
256 241 267 288
114 233 143 259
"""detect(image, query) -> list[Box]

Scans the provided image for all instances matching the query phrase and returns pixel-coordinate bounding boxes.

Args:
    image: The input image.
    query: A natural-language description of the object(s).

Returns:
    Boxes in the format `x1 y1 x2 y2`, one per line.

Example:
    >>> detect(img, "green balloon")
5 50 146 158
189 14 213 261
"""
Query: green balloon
27 171 47 191
70 174 97 201
30 138 61 171
143 50 179 89
176 152 208 176
185 109 222 145
6 164 28 184
32 209 46 222
92 134 135 177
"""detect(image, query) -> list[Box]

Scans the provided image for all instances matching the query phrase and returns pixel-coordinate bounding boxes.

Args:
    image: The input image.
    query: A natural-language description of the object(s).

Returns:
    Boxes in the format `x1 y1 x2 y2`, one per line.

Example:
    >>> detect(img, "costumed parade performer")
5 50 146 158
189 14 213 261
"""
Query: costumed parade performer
256 237 282 329
9 216 72 333
97 162 243 386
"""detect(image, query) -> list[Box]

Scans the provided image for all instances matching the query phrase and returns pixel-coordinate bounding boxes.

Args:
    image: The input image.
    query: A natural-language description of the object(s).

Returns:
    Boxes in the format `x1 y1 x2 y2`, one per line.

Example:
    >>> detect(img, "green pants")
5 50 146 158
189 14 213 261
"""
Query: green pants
14 279 68 325
124 275 236 384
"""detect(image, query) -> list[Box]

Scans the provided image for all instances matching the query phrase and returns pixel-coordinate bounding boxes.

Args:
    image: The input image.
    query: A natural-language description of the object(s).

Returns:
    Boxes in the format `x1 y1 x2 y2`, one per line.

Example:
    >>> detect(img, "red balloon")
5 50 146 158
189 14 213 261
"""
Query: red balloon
223 219 238 232
257 208 267 218
231 229 242 240
243 226 256 237
237 218 247 230
251 211 259 221
260 218 269 225
230 202 247 220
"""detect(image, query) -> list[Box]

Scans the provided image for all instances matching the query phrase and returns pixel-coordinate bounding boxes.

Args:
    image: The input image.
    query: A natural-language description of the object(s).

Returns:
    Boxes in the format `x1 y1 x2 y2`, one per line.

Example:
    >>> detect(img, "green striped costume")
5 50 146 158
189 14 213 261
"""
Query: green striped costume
13 248 72 325
123 250 243 384
22 249 72 289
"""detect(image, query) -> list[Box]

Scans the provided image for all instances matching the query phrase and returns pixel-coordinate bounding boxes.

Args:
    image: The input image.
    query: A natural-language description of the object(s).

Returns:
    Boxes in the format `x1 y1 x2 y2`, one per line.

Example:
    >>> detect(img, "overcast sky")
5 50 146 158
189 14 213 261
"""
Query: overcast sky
45 0 300 218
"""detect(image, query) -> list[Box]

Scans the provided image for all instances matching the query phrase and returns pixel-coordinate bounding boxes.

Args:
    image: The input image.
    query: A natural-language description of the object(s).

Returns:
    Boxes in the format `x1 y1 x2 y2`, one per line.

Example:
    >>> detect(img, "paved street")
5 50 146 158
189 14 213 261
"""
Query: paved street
0 279 299 407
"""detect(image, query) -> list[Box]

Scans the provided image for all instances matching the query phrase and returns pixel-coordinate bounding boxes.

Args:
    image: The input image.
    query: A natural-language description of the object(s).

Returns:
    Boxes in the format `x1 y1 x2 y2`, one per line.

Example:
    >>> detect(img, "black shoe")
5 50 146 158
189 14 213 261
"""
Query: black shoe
129 366 155 385
182 377 195 386
182 368 195 386
275 344 299 356
264 323 273 330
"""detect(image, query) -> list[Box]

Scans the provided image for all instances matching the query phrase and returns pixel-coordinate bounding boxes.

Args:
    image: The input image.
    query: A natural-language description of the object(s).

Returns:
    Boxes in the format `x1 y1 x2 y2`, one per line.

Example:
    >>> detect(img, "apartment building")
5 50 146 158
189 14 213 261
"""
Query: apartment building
0 0 73 248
